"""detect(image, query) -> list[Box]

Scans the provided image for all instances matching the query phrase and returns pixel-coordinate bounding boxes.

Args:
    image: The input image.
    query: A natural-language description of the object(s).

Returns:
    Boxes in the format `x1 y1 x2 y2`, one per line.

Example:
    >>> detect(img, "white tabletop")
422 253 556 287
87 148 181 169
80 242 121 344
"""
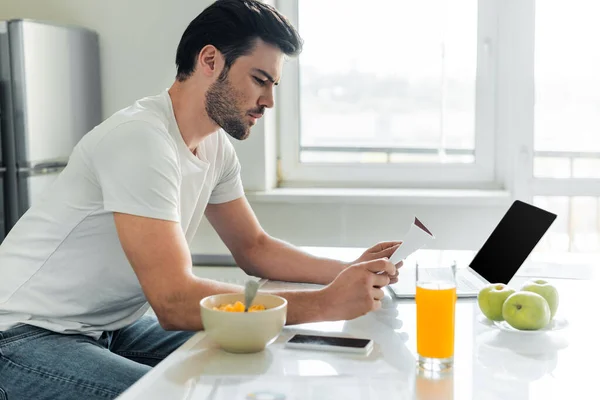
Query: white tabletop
117 250 599 400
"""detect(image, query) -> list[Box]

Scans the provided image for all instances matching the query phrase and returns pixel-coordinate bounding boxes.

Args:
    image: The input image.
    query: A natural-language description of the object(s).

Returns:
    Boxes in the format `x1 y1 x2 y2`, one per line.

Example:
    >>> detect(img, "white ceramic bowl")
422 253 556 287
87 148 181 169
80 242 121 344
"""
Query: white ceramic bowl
200 293 287 353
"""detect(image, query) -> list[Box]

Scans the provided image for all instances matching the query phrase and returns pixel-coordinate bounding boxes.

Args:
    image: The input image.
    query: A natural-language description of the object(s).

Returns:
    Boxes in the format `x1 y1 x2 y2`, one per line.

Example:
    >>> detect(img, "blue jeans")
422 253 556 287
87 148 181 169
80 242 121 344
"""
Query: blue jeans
0 315 195 400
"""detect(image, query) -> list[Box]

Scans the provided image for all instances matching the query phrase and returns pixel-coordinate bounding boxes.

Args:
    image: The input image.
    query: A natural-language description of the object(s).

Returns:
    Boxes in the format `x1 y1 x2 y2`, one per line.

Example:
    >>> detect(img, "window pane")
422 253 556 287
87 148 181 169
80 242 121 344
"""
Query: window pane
533 196 570 252
534 156 600 179
300 151 388 164
534 196 600 253
300 150 474 164
573 158 600 179
298 0 477 164
533 157 571 178
534 1 600 155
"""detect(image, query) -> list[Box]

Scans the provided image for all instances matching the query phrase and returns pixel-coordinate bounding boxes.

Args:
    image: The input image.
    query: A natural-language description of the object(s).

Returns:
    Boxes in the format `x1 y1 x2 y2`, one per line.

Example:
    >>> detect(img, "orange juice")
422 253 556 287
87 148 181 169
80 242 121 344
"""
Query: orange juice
416 282 456 359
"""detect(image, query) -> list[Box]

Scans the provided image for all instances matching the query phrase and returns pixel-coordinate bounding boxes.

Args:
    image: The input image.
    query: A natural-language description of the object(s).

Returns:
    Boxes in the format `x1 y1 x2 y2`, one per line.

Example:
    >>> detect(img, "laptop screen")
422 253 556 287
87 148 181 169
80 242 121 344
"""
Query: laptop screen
469 200 557 284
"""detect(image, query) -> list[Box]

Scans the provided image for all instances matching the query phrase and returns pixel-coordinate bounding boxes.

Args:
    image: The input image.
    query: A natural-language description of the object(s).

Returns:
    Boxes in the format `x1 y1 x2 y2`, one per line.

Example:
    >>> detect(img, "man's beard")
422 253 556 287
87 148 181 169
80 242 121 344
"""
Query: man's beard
205 77 250 140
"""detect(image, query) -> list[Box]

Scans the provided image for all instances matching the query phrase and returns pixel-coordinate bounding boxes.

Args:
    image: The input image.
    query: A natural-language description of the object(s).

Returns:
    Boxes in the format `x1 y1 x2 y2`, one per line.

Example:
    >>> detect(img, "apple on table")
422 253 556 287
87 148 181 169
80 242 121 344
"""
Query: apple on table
520 279 559 319
502 291 551 330
477 283 516 321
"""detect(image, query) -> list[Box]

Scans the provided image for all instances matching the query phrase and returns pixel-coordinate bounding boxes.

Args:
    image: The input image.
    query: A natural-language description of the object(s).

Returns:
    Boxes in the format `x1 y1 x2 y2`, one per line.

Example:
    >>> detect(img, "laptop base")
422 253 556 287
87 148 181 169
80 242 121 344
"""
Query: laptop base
387 267 485 299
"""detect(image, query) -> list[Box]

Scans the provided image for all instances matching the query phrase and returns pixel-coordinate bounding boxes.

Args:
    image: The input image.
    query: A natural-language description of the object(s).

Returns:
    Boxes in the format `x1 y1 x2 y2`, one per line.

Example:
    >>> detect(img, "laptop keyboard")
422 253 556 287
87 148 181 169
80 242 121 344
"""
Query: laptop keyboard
456 275 481 291
389 267 484 297
418 268 481 292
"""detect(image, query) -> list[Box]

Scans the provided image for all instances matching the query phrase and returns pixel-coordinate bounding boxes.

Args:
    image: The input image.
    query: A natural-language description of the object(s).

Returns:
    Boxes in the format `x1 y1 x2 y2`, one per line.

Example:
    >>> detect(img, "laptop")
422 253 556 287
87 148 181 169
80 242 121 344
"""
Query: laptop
387 200 557 299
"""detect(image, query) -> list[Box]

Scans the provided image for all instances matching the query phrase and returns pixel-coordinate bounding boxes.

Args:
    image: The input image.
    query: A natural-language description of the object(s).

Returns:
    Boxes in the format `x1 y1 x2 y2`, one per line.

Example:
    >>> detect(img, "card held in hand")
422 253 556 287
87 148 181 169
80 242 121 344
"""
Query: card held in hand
389 217 435 265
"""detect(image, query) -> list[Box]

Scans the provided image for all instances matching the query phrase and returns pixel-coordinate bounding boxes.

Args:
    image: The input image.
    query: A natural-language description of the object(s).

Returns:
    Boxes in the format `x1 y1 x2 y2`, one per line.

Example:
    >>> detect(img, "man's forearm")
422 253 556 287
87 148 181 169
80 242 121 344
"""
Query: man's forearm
270 288 329 324
236 235 347 285
158 274 331 331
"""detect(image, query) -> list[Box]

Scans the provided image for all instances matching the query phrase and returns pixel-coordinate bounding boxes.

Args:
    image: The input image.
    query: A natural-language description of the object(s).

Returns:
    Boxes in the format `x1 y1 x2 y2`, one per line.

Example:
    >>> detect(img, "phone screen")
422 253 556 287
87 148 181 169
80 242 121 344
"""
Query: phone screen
288 334 371 348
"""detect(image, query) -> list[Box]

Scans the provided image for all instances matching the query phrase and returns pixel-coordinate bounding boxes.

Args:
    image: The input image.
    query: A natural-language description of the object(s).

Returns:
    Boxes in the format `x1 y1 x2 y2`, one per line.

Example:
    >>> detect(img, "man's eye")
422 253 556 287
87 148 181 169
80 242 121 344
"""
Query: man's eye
253 77 267 86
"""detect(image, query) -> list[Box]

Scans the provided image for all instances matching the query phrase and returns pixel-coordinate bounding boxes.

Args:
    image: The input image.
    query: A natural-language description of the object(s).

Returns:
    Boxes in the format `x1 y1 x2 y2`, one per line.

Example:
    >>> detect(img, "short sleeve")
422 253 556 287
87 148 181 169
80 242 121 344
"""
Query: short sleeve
209 132 244 204
92 120 181 221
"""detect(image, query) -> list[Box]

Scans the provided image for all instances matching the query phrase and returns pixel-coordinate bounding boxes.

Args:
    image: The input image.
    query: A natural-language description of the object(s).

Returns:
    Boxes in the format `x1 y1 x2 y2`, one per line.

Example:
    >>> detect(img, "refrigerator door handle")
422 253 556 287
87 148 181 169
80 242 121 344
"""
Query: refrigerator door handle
17 161 67 177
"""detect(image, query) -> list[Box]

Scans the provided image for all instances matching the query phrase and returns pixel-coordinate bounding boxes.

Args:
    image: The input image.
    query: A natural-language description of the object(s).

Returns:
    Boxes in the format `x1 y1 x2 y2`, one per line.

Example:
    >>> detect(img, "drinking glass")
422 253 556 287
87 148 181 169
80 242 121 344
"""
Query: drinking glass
415 262 457 371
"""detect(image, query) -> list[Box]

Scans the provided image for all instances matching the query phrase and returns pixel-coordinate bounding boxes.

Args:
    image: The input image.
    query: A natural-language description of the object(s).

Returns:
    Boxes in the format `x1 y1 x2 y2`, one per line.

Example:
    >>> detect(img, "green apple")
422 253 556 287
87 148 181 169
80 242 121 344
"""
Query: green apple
502 291 551 330
520 280 559 319
478 283 516 321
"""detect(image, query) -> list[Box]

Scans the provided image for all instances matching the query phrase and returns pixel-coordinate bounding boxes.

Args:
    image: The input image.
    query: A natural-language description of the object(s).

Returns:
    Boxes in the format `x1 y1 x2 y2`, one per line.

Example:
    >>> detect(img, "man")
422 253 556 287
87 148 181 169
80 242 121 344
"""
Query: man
0 1 401 399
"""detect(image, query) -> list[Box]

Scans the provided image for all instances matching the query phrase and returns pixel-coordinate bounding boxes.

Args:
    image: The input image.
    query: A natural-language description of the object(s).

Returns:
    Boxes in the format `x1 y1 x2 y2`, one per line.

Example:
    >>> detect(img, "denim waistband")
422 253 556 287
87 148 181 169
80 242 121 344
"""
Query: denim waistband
0 323 49 341
0 324 32 340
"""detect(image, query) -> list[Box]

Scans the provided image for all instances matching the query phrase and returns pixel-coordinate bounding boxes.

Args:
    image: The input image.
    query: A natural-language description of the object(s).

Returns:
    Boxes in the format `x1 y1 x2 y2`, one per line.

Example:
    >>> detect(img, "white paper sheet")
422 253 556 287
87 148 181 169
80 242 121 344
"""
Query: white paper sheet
388 217 435 265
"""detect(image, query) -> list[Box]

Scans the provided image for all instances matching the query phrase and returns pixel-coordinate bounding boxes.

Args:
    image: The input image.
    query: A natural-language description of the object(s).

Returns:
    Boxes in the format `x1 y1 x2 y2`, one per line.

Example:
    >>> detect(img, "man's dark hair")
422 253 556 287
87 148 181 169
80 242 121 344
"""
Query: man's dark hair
175 0 302 81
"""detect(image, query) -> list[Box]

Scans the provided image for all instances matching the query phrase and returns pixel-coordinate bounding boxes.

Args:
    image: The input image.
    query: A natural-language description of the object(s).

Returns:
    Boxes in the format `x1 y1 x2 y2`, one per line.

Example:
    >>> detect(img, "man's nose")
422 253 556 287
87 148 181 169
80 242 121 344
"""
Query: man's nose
259 88 275 109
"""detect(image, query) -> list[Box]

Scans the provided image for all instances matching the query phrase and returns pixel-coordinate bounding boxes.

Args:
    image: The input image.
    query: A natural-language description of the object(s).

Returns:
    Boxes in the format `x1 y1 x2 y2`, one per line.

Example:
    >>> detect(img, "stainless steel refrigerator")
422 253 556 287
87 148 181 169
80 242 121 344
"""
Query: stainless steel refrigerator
0 19 102 240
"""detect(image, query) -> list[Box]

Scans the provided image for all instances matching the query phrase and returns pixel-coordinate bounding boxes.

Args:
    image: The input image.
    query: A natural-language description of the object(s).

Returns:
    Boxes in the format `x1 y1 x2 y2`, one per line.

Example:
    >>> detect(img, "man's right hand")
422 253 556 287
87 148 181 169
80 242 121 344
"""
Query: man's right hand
318 258 396 321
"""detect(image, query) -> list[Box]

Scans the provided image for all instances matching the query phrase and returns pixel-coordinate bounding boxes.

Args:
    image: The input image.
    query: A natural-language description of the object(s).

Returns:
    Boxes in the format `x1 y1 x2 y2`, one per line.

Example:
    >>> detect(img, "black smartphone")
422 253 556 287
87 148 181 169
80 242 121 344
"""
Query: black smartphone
285 334 374 354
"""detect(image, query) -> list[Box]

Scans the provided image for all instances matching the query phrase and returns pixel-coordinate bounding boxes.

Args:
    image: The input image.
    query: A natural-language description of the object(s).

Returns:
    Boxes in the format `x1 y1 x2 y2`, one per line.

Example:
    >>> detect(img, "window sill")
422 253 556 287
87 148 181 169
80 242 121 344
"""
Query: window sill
245 188 512 207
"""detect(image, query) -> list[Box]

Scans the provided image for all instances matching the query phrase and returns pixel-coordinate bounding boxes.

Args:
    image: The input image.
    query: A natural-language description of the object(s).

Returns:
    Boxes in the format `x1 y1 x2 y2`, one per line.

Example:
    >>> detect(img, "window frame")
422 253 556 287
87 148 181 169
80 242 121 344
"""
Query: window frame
272 0 600 201
276 0 499 189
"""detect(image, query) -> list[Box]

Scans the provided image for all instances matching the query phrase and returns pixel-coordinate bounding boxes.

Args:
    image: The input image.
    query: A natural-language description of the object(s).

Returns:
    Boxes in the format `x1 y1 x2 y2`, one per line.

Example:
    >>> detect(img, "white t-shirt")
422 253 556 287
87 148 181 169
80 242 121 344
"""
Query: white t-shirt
0 90 244 338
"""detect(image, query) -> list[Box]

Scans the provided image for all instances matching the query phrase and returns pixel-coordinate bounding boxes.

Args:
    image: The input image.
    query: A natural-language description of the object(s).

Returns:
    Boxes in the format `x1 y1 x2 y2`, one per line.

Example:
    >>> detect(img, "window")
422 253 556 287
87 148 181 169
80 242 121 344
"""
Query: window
532 0 600 253
274 0 599 253
277 0 496 187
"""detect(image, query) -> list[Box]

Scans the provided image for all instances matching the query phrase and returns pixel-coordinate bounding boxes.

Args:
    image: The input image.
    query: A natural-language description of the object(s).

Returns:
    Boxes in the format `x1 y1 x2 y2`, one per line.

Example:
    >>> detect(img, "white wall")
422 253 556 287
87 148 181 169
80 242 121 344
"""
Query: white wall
190 197 510 254
0 0 210 116
0 0 509 257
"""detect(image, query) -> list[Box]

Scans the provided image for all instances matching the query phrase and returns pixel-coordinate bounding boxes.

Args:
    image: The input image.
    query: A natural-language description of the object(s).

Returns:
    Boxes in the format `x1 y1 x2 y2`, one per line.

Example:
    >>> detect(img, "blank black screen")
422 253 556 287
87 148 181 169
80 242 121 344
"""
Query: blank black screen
469 200 556 284
288 334 371 348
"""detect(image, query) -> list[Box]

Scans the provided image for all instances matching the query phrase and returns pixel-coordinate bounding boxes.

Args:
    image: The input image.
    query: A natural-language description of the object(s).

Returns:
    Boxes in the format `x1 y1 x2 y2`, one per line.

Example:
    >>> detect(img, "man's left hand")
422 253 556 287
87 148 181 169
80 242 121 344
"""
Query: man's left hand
350 241 404 284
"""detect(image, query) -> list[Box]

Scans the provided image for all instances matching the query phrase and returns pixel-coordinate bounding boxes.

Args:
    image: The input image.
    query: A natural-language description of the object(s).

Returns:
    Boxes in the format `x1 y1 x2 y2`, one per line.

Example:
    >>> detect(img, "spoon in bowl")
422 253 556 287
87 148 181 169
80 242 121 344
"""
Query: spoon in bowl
244 280 260 312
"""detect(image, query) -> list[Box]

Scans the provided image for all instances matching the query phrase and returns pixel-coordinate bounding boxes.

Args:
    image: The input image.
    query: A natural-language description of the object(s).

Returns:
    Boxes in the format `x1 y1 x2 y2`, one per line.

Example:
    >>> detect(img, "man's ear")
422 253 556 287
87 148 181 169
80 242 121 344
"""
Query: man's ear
196 45 224 78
